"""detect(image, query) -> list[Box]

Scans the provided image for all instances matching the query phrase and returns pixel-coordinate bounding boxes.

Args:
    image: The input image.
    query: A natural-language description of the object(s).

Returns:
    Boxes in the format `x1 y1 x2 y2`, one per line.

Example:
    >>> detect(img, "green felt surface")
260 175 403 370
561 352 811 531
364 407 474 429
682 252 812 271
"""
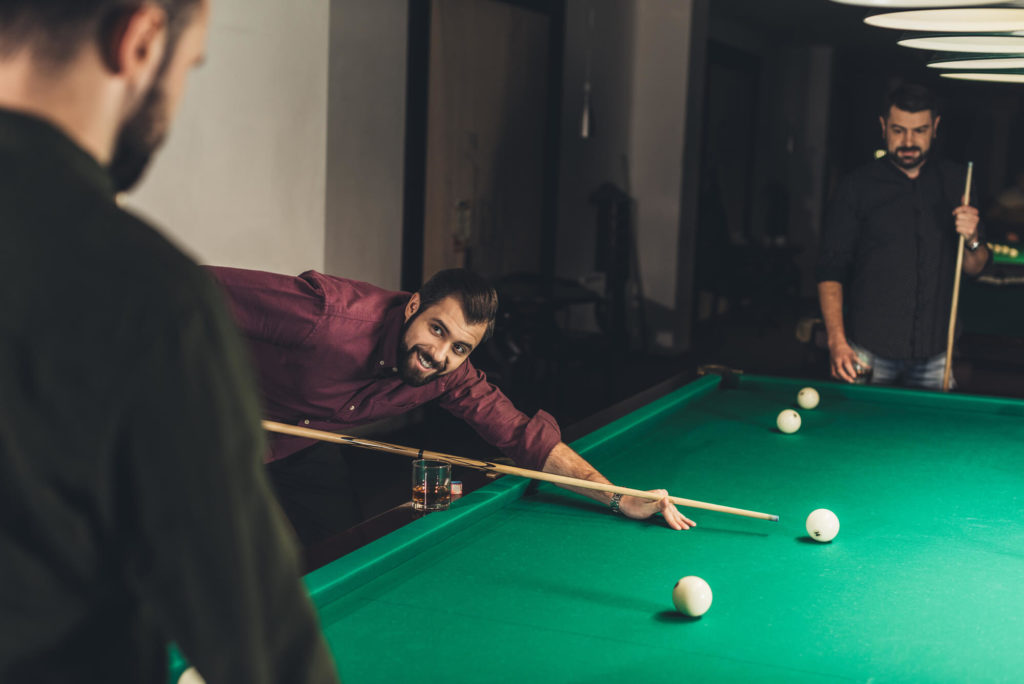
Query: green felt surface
301 376 1024 683
991 250 1024 267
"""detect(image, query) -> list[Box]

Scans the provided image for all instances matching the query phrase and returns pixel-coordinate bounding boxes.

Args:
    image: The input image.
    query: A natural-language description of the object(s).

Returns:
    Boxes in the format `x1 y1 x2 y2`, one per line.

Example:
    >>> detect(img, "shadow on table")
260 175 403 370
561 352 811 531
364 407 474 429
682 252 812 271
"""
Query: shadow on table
654 610 703 624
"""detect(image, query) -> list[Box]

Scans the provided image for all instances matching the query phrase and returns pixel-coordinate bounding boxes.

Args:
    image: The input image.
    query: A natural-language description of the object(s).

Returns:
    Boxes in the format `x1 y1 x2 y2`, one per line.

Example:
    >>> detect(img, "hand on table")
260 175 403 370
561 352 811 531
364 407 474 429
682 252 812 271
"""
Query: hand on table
619 490 696 530
953 205 980 242
829 341 860 383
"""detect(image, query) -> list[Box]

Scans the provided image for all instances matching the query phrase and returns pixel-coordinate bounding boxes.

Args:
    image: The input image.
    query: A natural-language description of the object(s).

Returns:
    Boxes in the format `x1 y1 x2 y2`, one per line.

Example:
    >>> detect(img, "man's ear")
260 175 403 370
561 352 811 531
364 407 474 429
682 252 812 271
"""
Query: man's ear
879 115 886 139
103 5 168 95
932 114 941 139
405 293 420 322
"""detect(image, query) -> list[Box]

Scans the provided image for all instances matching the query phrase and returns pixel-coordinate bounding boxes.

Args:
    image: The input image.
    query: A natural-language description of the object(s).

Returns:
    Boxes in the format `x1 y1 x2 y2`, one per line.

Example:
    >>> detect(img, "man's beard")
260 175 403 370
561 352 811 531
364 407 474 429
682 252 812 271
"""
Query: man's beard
888 145 928 170
396 318 446 387
108 81 169 192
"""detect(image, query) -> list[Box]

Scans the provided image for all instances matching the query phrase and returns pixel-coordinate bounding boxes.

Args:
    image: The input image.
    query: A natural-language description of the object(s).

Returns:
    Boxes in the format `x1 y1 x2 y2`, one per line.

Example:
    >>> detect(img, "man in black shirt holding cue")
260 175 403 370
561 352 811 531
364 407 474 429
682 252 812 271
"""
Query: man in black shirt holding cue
816 83 989 389
0 1 338 682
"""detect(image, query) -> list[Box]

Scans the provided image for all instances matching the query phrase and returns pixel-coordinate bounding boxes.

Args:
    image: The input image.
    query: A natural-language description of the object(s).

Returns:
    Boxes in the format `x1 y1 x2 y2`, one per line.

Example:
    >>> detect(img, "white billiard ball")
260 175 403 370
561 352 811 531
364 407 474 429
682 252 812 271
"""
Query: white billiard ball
672 576 713 617
776 409 801 434
797 387 820 410
178 667 207 684
806 508 840 542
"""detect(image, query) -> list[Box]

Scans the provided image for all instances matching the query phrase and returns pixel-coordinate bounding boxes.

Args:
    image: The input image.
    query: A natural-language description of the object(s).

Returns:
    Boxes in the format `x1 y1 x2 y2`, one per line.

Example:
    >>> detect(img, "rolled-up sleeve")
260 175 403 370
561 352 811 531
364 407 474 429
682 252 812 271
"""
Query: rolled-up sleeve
438 363 561 470
816 177 860 284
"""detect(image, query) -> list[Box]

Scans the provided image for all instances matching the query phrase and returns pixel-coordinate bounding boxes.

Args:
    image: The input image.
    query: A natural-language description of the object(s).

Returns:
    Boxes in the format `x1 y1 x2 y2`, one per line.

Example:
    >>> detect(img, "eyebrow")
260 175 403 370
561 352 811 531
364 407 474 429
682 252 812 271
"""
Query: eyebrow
431 318 475 351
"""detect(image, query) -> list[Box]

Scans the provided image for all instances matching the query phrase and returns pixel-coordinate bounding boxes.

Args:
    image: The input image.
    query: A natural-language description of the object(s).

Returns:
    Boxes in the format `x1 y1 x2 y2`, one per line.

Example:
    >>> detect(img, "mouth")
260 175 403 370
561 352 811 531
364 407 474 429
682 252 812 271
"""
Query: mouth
416 350 438 372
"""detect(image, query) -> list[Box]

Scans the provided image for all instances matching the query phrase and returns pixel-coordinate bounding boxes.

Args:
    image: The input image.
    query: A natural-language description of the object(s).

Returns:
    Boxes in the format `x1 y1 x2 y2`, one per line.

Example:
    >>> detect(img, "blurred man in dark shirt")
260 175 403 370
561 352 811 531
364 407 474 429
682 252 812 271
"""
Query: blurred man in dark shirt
0 2 338 681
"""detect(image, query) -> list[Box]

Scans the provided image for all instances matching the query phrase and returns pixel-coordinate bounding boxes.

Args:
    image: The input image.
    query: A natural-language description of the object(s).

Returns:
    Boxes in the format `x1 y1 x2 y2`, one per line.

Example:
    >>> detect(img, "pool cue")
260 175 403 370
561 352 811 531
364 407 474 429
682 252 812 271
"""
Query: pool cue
942 161 973 392
262 420 780 522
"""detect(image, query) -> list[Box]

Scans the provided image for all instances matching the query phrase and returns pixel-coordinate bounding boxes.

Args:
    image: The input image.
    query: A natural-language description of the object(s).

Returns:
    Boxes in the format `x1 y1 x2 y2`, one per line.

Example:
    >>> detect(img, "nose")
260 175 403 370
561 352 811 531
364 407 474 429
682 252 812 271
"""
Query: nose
436 344 450 367
427 343 447 369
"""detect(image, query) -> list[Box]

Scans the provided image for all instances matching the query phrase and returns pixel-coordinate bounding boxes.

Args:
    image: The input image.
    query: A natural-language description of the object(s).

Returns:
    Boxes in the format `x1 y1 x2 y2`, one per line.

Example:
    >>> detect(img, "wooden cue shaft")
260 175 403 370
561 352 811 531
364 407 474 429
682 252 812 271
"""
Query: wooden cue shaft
262 420 780 522
942 161 973 392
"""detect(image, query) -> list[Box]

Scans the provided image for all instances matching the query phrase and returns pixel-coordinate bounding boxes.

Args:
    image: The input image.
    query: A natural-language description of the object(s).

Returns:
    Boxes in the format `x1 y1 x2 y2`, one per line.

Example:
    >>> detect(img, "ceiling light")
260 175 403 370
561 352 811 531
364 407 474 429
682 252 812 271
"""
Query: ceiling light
832 0 998 6
866 9 1024 32
928 53 1024 68
899 33 1024 53
940 70 1024 83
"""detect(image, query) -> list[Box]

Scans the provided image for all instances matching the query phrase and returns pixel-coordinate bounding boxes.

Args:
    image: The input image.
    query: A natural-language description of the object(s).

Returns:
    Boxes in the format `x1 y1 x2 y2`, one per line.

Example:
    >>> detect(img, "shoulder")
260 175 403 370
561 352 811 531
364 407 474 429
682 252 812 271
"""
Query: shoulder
931 158 964 174
118 211 214 310
71 207 224 340
829 160 876 200
300 271 409 321
844 158 892 186
930 158 968 184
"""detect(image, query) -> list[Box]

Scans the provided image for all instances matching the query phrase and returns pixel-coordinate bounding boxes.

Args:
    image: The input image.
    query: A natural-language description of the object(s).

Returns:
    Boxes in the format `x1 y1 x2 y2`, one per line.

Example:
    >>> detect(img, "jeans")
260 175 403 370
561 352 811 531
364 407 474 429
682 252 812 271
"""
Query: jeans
849 342 953 391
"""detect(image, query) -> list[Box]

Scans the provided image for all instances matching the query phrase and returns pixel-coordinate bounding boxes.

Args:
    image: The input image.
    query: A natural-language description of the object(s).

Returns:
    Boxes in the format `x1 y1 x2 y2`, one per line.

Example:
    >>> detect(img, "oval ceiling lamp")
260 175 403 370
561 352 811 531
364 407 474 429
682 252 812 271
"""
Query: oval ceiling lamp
865 9 1024 32
832 0 999 6
928 52 1024 68
940 69 1024 83
899 33 1024 53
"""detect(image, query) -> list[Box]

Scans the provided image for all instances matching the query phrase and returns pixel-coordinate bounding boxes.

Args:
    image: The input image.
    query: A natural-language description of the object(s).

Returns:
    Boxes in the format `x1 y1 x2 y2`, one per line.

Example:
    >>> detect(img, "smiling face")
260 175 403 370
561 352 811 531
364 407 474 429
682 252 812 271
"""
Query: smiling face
880 105 939 176
397 294 488 387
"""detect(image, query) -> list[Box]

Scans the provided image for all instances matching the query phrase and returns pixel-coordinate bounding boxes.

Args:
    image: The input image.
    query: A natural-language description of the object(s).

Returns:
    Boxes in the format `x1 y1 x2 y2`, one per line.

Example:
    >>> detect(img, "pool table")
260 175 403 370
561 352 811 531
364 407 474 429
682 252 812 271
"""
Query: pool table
174 373 1024 682
960 248 1024 338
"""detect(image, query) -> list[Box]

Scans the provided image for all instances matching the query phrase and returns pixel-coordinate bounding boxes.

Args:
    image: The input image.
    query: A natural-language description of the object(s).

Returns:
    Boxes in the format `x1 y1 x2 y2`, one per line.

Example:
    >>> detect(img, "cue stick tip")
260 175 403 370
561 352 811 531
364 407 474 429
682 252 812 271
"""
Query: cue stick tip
770 515 780 522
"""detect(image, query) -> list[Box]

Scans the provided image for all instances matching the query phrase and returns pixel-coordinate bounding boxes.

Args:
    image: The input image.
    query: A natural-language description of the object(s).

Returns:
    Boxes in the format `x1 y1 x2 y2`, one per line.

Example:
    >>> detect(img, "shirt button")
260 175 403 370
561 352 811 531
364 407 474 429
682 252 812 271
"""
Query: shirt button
349 405 356 411
391 367 397 372
378 360 385 366
303 419 310 425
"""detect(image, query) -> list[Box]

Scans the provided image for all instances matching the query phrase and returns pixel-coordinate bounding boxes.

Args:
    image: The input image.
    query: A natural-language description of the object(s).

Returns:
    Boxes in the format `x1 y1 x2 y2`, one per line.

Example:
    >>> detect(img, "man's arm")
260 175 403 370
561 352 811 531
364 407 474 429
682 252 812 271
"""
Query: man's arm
817 281 859 383
125 279 338 683
439 364 694 529
816 174 862 384
542 442 695 530
953 205 989 276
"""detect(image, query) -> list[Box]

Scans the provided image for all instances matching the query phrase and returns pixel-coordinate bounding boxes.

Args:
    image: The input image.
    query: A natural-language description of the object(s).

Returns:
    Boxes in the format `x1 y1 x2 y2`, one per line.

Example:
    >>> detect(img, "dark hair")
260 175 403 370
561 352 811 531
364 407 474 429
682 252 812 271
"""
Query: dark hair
417 269 499 342
0 0 200 66
882 83 938 119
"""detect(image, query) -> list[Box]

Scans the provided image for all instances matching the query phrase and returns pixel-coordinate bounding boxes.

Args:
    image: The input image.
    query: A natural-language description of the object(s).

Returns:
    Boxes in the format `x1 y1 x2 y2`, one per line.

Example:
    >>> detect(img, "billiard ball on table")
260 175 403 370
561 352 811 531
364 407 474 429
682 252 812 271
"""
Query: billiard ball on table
672 576 713 617
806 508 840 542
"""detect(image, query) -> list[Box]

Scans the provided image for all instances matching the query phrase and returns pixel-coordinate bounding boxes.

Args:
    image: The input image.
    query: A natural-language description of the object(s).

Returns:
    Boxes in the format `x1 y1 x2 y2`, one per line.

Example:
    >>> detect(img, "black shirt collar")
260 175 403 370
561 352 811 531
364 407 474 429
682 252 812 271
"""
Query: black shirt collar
879 155 935 183
0 108 116 199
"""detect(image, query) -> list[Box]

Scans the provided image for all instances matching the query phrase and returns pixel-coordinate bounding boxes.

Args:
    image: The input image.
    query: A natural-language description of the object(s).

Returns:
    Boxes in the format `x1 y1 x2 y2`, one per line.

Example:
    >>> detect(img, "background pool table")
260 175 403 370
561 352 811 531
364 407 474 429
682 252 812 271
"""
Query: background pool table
960 248 1024 338
958 248 1024 392
175 374 1024 682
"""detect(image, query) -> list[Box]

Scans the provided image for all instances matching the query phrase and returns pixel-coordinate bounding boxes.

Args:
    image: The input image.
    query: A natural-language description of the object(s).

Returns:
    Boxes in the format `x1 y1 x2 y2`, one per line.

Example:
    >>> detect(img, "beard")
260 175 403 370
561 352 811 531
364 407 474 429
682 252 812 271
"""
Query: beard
395 316 446 387
108 80 169 192
888 145 928 170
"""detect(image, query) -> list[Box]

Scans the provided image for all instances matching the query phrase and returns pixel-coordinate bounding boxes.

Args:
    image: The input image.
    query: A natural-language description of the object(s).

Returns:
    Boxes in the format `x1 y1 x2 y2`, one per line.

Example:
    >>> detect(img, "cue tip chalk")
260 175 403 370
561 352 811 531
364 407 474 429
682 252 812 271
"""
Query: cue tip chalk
770 515 780 522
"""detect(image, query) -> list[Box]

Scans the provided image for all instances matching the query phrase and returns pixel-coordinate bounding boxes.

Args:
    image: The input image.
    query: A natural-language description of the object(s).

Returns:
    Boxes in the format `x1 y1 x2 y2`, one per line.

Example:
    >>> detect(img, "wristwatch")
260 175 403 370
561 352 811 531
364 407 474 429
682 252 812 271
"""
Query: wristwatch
609 493 623 514
966 237 982 252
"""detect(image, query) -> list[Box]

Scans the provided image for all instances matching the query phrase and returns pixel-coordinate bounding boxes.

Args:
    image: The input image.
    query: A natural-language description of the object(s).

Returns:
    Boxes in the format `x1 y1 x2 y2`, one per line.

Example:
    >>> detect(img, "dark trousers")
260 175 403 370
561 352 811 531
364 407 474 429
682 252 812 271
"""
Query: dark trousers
266 442 362 546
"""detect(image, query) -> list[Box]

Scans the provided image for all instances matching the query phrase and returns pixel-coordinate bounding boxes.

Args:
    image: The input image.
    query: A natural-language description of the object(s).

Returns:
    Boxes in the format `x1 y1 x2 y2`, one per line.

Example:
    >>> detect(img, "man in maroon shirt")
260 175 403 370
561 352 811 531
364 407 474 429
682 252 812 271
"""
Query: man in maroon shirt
210 266 694 542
